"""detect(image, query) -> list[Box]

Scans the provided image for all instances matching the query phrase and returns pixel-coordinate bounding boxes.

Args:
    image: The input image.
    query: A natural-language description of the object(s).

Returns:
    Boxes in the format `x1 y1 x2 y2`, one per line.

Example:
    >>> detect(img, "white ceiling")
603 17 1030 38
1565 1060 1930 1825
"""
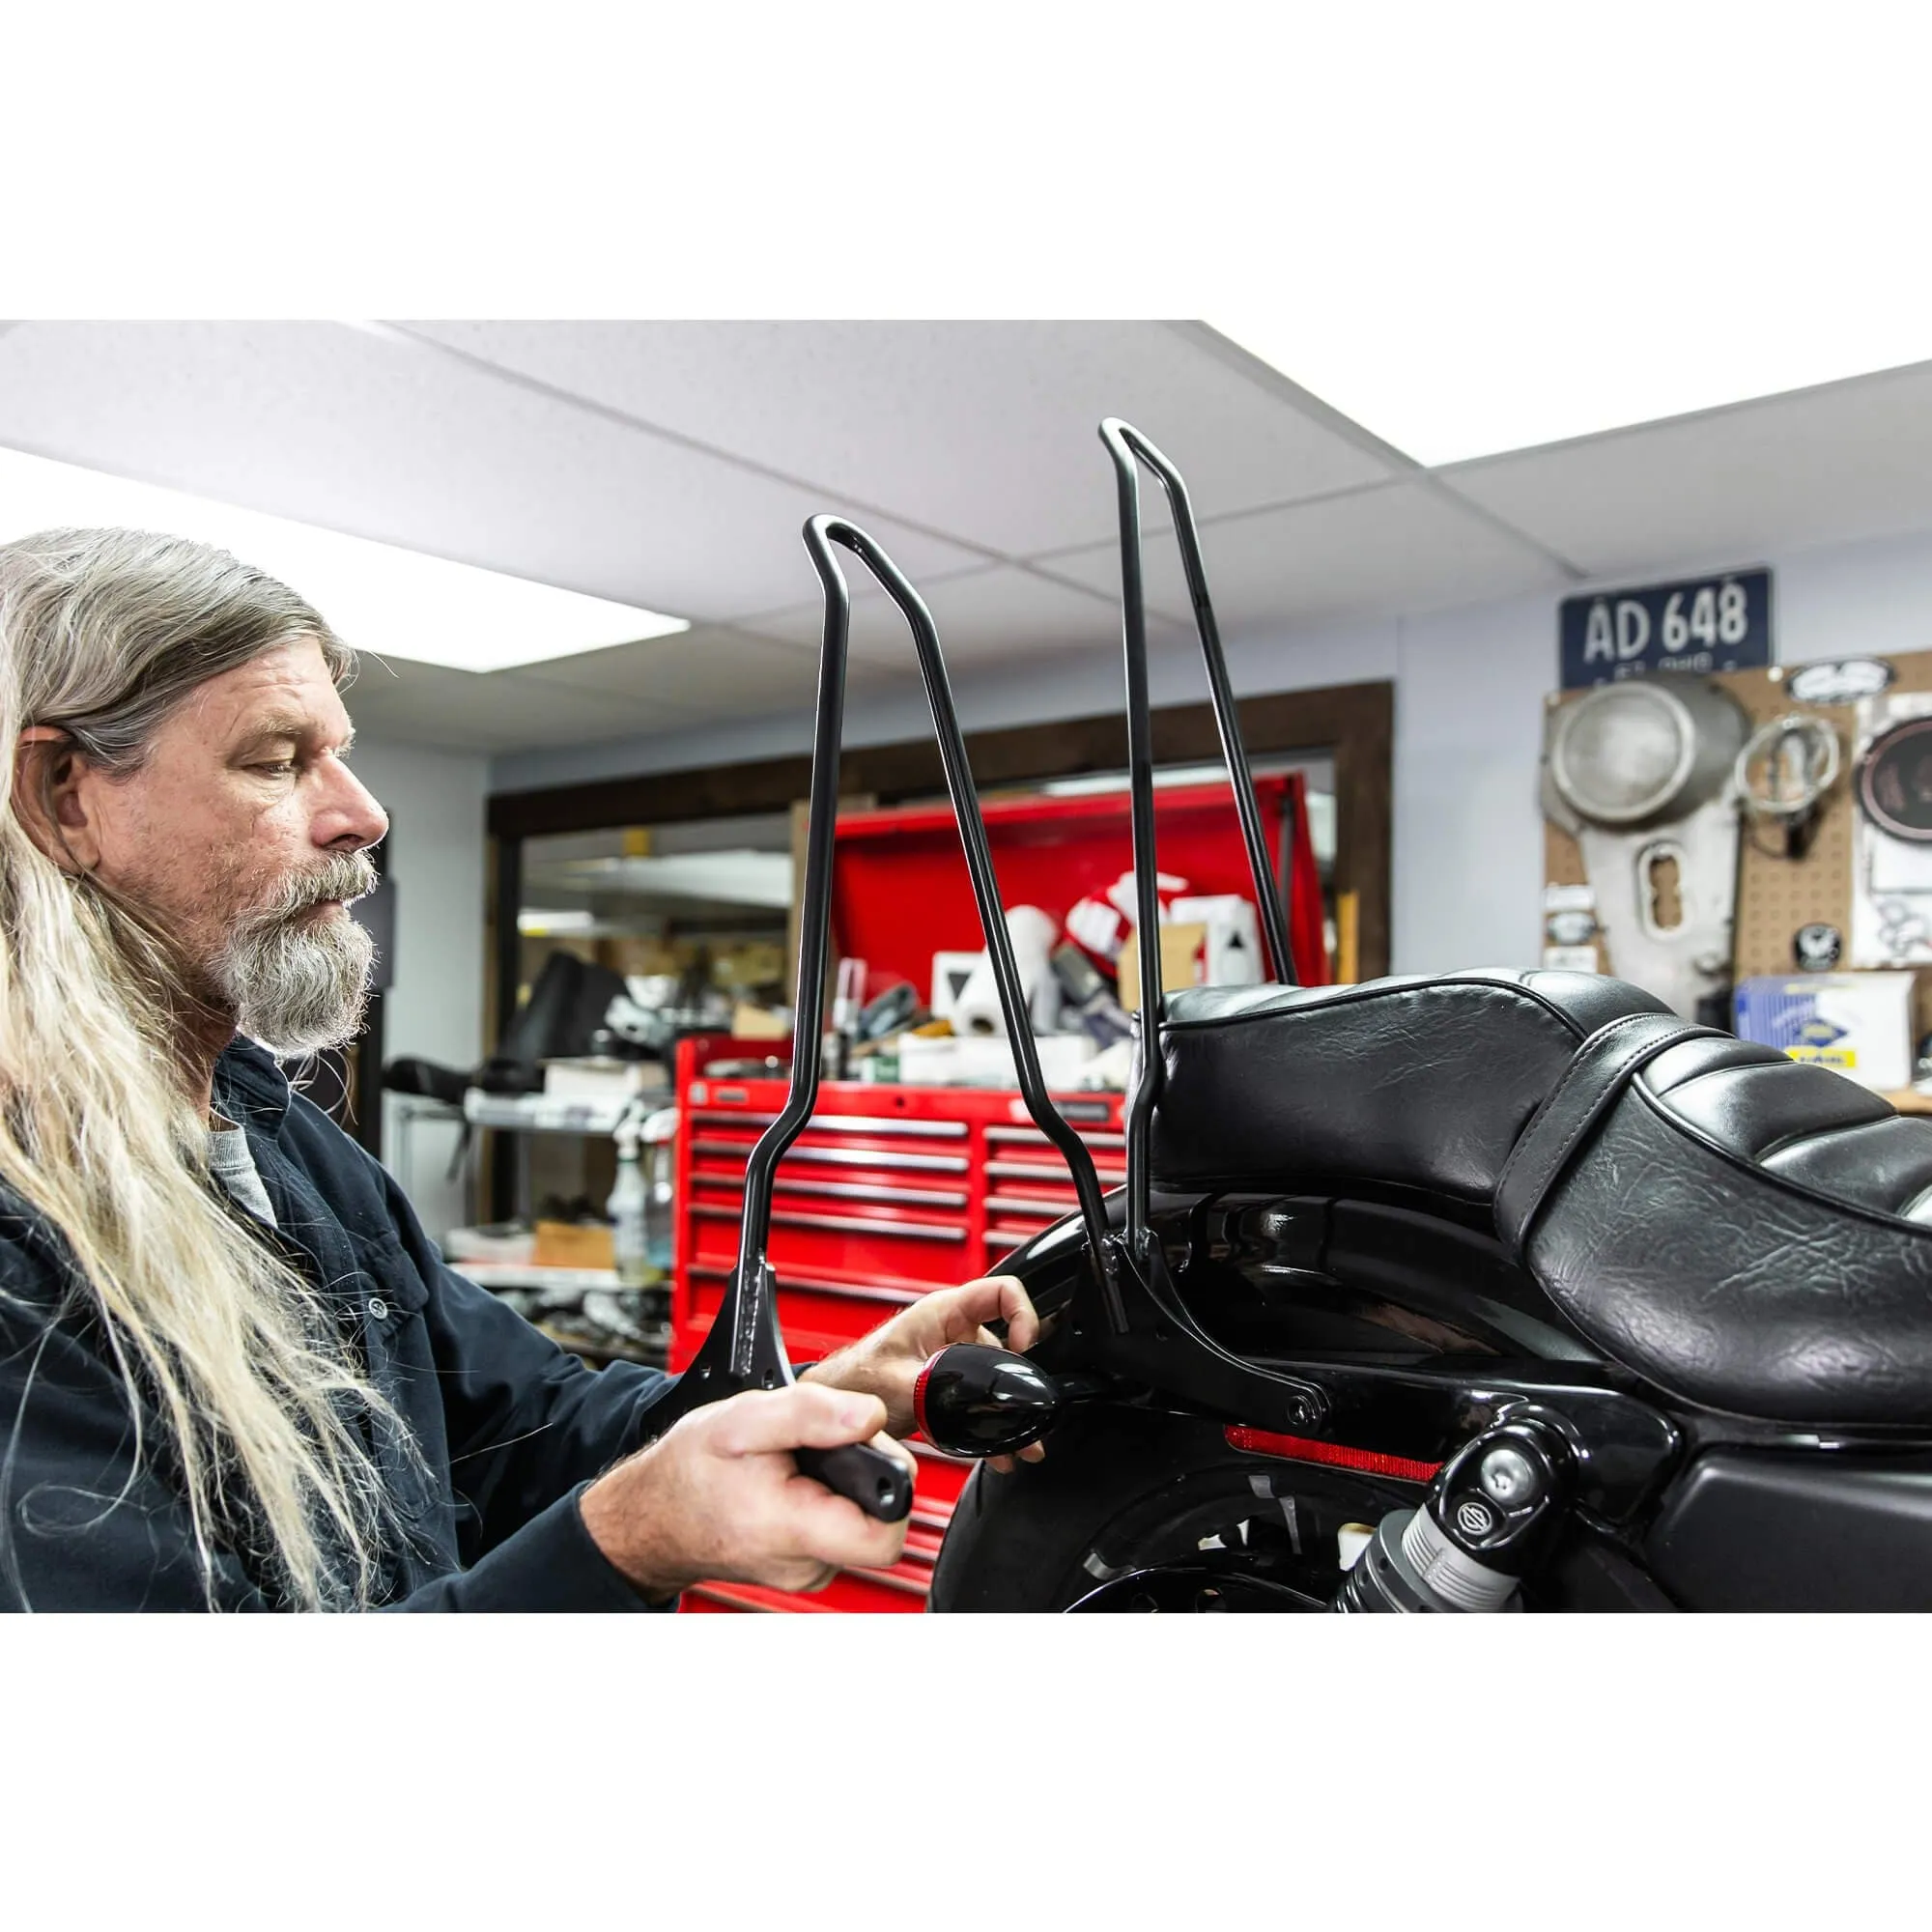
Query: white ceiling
1 320 1930 756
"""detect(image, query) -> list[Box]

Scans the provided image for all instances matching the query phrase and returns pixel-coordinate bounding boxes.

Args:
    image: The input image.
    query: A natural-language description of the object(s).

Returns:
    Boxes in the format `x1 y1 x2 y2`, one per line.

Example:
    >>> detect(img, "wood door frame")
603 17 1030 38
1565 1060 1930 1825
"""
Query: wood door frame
488 676 1393 978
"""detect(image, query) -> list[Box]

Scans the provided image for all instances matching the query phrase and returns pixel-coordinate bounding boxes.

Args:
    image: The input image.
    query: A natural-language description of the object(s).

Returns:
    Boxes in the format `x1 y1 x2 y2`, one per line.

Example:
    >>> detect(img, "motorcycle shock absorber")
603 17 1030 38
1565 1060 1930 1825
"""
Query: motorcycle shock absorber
1332 1417 1573 1613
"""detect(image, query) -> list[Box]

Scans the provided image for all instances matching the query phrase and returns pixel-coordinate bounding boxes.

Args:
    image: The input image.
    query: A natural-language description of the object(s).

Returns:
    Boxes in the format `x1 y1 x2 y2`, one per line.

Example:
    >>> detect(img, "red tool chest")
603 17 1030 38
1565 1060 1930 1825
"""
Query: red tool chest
669 771 1323 1612
670 1040 1123 1613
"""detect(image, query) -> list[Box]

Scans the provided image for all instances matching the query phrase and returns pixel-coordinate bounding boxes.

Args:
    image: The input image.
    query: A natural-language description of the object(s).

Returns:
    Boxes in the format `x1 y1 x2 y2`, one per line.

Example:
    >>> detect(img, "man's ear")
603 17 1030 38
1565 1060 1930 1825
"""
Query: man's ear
13 728 103 874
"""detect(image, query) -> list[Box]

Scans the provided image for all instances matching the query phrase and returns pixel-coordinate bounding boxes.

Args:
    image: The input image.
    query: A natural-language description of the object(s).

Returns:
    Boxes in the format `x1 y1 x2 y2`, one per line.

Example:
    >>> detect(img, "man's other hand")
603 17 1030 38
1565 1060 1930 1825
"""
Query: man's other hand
800 1274 1046 1473
579 1383 913 1600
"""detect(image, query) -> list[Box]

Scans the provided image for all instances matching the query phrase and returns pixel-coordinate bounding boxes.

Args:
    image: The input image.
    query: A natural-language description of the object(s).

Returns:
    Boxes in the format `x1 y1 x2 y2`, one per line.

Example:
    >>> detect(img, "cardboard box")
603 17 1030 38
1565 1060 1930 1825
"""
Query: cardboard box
531 1220 616 1270
1732 972 1916 1091
1116 922 1207 1012
730 1002 790 1039
1169 895 1264 986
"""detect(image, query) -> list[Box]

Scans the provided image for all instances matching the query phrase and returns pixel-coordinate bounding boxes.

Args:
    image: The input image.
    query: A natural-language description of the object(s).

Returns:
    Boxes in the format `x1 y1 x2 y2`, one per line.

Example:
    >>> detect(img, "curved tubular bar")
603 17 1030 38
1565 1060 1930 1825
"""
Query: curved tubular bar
637 519 864 1426
1098 418 1294 977
1098 417 1296 1252
726 523 853 1332
760 518 1118 1307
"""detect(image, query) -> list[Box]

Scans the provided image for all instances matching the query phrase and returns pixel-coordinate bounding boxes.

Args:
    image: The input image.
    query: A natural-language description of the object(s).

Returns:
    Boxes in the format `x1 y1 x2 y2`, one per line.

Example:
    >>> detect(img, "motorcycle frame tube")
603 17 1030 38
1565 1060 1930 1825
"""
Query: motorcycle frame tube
1098 418 1296 1258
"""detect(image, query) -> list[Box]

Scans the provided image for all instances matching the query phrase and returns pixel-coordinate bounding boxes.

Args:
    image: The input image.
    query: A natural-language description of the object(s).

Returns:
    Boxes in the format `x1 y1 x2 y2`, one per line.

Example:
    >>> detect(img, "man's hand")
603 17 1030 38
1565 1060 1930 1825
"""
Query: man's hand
580 1383 914 1600
801 1274 1046 1472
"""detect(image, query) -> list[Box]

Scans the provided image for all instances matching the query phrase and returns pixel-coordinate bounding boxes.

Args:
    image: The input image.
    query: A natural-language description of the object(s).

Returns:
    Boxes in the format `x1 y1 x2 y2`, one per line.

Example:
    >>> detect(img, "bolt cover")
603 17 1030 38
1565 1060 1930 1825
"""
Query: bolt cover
1479 1444 1538 1505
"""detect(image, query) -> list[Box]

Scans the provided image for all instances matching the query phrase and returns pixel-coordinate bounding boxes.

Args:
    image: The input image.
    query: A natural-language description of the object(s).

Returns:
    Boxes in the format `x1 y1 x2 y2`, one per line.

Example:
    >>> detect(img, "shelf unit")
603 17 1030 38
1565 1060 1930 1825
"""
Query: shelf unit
453 1082 671 1370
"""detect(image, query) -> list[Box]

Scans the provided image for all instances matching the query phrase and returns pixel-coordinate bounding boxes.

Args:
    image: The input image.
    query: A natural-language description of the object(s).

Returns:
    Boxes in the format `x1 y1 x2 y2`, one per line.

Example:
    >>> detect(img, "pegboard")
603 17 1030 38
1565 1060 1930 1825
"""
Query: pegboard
1543 650 1932 1049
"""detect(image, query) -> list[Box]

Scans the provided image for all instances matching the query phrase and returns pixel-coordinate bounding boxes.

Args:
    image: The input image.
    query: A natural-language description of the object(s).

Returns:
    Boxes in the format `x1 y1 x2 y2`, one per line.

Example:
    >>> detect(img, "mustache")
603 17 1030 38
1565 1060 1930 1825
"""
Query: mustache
247 852 381 926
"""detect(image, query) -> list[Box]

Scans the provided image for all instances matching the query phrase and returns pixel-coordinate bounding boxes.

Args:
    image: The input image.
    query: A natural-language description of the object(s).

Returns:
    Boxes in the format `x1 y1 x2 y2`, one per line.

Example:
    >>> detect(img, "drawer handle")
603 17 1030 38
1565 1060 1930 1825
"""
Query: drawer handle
699 1174 970 1211
691 1139 968 1175
693 1204 968 1242
985 1126 1125 1151
689 1110 966 1140
985 1159 1126 1185
689 1265 923 1308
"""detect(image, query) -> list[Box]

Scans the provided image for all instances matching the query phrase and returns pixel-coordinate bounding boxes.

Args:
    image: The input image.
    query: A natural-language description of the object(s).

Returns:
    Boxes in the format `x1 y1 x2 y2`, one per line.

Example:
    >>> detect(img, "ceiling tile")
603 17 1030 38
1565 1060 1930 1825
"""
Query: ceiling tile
513 623 907 717
741 561 1190 669
343 657 695 755
400 321 1397 554
0 322 981 625
1441 362 1932 578
1035 482 1571 635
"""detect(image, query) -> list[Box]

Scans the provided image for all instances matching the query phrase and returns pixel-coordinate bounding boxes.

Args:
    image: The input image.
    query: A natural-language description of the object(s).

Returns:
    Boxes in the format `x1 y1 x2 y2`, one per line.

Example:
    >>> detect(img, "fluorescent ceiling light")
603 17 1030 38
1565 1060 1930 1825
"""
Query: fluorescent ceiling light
1042 764 1236 797
517 909 602 934
0 444 687 673
544 851 794 910
1207 314 1932 469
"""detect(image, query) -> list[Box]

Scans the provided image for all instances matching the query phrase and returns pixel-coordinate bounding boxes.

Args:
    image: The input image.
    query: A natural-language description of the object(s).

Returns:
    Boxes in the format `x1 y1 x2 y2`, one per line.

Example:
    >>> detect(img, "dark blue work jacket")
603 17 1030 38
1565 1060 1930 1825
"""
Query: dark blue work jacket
0 1037 672 1611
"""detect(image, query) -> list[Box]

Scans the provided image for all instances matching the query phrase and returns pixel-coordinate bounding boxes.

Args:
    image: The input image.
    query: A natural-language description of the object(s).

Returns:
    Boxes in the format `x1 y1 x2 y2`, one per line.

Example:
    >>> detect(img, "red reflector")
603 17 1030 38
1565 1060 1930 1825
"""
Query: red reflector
1224 1425 1439 1485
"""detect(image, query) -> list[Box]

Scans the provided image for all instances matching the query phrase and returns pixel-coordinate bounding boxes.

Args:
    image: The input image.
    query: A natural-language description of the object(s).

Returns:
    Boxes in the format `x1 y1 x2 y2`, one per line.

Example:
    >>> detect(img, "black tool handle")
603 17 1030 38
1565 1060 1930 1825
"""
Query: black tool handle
794 1441 913 1522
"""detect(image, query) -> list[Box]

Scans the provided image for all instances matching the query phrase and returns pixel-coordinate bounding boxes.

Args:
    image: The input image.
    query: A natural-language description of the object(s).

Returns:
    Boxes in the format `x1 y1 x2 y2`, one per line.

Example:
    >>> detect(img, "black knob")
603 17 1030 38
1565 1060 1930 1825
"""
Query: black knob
913 1343 1063 1459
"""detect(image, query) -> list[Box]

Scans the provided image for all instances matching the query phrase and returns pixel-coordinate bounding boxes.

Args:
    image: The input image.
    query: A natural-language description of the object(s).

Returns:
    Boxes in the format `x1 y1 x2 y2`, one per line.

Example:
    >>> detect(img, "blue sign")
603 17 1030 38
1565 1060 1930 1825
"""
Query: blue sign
1559 568 1772 689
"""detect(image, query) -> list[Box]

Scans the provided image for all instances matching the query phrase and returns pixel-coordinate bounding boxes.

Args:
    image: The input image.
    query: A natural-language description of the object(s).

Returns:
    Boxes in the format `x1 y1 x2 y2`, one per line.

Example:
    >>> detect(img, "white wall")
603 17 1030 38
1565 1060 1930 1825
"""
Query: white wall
489 524 1932 982
350 735 491 1237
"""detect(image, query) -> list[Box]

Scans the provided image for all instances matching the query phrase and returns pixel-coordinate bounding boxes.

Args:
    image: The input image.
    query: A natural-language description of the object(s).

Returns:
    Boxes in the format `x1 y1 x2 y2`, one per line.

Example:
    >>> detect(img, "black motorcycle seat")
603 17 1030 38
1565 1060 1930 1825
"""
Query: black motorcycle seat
1151 970 1932 1430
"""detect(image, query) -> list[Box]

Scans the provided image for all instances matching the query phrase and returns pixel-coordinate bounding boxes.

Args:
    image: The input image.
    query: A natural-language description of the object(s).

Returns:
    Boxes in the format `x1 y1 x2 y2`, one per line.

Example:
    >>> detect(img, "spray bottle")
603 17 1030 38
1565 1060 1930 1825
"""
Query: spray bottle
608 1101 653 1289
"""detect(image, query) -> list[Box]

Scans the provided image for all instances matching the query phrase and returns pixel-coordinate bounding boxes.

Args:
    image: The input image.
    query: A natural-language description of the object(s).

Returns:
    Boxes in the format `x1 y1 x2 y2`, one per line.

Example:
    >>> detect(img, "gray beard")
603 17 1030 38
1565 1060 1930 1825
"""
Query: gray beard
210 856 380 1059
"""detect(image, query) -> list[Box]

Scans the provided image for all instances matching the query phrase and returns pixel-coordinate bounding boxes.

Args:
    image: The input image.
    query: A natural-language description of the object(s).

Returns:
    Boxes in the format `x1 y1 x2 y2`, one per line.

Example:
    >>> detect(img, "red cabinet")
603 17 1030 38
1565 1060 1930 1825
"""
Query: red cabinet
829 771 1327 1004
669 1041 1122 1613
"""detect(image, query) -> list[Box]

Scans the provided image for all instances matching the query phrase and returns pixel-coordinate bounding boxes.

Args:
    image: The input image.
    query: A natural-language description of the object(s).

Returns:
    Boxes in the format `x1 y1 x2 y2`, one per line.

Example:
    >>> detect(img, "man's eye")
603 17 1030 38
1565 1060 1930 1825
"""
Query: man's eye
252 761 298 777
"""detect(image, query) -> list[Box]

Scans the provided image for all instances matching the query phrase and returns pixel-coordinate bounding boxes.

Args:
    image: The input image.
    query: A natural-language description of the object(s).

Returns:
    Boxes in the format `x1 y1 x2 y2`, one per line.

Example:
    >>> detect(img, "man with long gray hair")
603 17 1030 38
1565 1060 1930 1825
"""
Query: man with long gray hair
0 527 1039 1611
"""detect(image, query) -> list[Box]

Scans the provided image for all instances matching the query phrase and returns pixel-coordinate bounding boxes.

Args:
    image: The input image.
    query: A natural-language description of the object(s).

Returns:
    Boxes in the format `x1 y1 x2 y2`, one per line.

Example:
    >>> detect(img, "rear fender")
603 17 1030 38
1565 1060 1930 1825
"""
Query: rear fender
991 1185 1593 1368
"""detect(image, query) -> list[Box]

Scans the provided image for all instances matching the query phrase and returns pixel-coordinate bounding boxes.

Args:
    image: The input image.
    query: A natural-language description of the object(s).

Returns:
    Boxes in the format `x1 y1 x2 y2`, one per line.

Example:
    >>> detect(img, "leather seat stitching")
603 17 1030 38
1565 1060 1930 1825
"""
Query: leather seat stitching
1755 1117 1903 1163
1634 1081 1932 1236
1495 1012 1664 1205
1642 1055 1795 1100
1512 1021 1693 1195
1161 974 1615 1040
1160 979 1432 1032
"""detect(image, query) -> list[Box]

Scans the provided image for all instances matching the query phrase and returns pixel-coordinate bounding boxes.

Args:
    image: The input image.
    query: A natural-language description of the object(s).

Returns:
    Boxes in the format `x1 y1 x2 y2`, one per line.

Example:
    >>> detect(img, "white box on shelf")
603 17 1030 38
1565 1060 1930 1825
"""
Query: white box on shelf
895 1031 1097 1089
455 1263 621 1293
930 950 984 1025
464 1088 634 1134
542 1057 668 1101
443 1222 537 1265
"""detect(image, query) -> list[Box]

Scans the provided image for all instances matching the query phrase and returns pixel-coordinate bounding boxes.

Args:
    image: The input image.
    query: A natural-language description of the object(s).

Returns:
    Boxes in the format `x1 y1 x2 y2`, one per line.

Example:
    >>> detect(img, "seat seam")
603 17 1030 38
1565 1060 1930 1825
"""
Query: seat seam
1756 1115 1913 1164
1495 1012 1665 1205
1644 1054 1812 1101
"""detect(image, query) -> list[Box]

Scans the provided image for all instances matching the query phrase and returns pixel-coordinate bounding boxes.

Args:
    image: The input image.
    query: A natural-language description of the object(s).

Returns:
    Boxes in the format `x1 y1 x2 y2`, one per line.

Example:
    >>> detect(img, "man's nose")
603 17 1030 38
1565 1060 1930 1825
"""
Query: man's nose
315 757 390 851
